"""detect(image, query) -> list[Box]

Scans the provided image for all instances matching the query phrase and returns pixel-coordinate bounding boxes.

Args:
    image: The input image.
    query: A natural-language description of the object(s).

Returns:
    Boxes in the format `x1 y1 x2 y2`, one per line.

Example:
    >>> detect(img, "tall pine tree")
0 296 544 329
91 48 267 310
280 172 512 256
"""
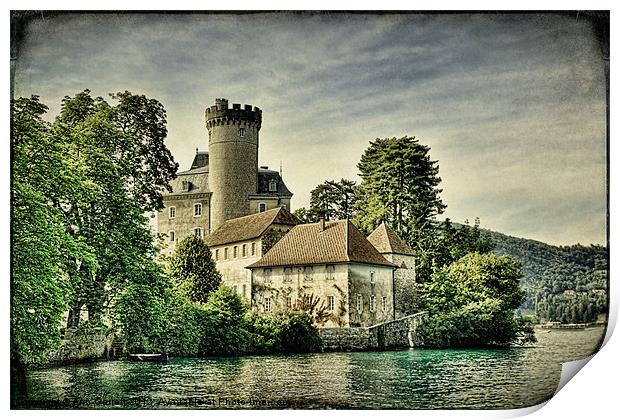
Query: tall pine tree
354 136 445 280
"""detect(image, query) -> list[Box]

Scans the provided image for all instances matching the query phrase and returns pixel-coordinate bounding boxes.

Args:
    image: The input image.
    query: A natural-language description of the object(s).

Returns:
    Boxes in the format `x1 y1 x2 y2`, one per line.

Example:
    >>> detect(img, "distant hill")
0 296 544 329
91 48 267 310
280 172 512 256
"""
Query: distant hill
480 228 608 323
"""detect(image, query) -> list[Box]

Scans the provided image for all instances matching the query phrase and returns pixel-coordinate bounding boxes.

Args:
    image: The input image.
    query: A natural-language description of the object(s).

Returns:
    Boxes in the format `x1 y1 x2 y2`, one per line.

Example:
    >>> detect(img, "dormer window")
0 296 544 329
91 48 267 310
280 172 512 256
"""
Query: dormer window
259 203 266 213
238 127 245 137
182 180 190 192
269 179 277 192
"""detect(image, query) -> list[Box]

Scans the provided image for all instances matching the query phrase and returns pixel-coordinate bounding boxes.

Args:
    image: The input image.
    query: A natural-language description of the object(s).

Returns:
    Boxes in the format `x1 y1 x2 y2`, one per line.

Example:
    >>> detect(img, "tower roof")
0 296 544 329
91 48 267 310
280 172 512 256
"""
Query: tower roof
205 207 300 247
247 220 396 269
367 223 416 256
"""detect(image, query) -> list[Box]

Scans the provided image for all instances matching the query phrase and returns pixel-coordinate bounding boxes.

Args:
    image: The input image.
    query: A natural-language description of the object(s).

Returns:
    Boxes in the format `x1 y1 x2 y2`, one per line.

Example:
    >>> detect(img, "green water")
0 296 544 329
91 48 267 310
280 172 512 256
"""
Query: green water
15 327 605 409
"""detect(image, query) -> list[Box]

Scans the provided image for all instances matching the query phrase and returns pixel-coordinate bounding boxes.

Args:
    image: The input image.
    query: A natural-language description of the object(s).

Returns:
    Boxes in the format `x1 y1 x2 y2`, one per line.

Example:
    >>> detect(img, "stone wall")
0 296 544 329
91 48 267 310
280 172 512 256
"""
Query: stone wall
319 327 371 351
319 312 428 351
47 328 118 365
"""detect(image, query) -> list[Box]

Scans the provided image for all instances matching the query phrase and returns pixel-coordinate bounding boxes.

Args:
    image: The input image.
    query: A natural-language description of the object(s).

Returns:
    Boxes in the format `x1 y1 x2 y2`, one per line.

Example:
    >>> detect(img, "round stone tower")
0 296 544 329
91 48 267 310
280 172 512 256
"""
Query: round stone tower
205 98 262 231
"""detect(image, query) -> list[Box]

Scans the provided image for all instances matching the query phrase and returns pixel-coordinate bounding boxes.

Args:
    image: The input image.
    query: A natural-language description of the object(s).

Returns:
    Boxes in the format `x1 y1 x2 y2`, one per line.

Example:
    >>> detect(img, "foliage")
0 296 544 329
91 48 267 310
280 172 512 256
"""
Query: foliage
11 96 98 366
111 263 171 353
292 293 331 327
434 218 494 270
353 136 445 280
487 229 608 323
306 179 358 222
201 285 253 355
419 253 535 347
246 311 322 354
168 235 221 303
61 90 176 327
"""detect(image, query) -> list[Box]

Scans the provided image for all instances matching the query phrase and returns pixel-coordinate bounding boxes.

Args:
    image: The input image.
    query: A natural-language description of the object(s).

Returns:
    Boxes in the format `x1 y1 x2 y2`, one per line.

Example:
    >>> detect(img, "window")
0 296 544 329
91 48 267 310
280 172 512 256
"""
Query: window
357 294 363 313
303 266 313 281
238 127 245 137
169 206 176 219
182 180 190 192
264 268 272 283
251 242 256 256
224 247 228 260
242 284 247 298
269 179 277 192
382 296 388 312
259 203 266 213
265 297 272 312
233 246 238 258
286 296 293 308
242 244 247 257
194 227 204 238
284 267 293 282
370 295 376 312
194 203 202 217
328 295 335 311
168 231 175 242
326 264 335 280
370 272 375 284
233 285 238 294
215 249 219 261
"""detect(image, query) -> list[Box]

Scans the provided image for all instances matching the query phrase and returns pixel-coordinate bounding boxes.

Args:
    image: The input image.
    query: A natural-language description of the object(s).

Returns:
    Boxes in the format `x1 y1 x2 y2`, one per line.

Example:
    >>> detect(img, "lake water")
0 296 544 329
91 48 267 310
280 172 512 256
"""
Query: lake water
14 327 606 409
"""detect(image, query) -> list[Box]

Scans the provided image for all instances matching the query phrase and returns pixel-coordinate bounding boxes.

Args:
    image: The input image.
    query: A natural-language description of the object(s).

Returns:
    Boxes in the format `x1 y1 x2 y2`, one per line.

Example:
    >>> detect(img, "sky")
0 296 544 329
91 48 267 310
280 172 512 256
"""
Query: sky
12 12 608 246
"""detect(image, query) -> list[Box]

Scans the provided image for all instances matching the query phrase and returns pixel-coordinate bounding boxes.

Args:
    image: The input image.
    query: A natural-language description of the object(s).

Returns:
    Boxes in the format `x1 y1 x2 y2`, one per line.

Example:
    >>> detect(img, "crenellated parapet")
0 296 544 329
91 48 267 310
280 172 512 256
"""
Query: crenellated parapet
205 98 262 130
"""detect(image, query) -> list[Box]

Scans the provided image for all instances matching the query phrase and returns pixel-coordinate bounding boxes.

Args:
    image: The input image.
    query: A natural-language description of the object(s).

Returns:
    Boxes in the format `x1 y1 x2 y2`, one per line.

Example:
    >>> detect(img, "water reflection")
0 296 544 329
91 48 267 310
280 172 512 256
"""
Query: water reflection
18 327 605 409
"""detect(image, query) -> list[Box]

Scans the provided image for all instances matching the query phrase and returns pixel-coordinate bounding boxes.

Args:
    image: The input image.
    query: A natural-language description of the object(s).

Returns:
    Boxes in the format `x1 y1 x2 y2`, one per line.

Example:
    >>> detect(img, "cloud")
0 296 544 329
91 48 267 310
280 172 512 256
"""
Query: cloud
12 12 607 245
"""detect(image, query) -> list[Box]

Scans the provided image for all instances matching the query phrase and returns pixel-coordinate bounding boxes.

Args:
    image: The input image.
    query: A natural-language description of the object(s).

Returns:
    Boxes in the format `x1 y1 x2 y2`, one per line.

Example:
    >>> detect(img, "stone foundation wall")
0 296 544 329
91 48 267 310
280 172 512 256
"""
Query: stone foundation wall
47 329 118 365
319 312 428 351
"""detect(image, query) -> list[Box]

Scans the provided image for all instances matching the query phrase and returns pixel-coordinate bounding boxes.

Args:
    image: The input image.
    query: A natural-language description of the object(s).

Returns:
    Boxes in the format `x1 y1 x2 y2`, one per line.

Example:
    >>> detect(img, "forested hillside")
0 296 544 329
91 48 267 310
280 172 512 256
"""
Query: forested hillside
482 229 608 324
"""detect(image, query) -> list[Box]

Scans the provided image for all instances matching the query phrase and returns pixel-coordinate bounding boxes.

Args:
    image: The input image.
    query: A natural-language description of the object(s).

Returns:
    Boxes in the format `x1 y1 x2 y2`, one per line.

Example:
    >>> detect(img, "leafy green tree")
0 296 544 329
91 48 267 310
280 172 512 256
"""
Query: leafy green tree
11 96 97 369
50 90 178 326
308 179 358 221
246 311 322 354
292 207 311 223
419 253 535 347
353 136 445 280
202 285 252 355
434 218 494 270
168 235 222 303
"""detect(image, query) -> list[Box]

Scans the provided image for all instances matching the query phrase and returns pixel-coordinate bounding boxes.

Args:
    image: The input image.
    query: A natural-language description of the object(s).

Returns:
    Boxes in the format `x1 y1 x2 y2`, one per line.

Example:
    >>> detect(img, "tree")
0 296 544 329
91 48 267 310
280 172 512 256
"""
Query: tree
168 236 222 304
434 218 494 270
418 253 535 347
11 96 97 368
292 207 311 223
308 179 358 221
353 136 445 280
50 90 178 327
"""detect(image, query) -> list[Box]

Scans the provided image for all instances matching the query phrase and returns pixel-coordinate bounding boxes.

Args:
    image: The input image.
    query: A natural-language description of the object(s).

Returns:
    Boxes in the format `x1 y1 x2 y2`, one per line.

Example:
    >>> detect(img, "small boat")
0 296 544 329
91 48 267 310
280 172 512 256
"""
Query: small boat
128 353 169 362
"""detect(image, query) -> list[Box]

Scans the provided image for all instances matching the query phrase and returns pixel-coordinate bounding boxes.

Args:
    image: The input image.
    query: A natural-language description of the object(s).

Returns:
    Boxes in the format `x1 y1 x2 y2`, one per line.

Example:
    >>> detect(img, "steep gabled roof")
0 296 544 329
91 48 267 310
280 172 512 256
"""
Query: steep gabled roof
367 223 416 256
204 207 300 247
247 220 396 269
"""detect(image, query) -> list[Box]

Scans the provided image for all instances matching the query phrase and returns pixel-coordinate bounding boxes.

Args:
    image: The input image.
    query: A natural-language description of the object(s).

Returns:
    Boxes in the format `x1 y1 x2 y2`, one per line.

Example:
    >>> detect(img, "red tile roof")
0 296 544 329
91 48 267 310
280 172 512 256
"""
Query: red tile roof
367 223 416 256
204 207 300 247
247 220 396 268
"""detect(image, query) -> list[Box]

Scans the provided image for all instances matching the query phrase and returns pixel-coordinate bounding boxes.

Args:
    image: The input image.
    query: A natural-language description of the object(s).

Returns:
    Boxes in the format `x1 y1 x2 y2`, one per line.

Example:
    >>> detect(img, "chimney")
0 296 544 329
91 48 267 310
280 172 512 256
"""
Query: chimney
319 218 325 232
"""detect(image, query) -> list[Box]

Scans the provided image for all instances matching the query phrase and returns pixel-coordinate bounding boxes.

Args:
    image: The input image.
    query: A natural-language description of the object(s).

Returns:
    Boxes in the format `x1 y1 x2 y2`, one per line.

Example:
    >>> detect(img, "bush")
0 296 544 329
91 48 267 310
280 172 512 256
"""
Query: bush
419 253 536 347
246 311 322 354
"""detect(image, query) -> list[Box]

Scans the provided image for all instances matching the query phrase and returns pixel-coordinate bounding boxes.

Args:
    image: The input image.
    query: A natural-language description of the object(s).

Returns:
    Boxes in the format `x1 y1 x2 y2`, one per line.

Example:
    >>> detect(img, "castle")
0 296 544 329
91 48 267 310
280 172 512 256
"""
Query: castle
158 99 416 328
157 98 293 255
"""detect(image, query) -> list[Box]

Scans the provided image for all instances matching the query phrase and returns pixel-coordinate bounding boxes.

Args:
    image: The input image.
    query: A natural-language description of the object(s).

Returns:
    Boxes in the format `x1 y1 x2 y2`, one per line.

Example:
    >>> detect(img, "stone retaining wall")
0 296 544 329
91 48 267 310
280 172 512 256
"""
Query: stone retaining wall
319 312 428 351
47 328 117 365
